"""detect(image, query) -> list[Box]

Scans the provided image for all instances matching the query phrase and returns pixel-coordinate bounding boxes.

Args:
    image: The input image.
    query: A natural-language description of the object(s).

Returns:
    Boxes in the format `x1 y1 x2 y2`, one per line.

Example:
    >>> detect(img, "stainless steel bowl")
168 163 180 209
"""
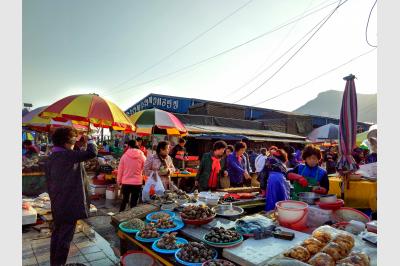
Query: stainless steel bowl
297 192 320 205
212 205 244 218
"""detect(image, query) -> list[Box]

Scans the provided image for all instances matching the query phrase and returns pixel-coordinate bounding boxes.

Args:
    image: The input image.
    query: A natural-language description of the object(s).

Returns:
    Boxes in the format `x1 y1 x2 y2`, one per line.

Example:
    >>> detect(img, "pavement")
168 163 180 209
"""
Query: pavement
22 220 120 266
22 198 123 266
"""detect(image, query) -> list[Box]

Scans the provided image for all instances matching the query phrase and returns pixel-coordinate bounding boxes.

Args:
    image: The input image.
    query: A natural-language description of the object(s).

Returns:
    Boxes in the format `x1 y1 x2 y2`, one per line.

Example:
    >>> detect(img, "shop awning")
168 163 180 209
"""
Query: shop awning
243 136 310 144
185 124 307 143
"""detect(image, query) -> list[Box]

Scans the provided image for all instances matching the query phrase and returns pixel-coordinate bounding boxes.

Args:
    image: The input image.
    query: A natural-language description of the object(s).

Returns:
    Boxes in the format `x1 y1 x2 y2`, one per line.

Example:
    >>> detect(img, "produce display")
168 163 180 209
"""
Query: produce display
176 242 215 264
181 205 215 220
336 251 370 266
123 218 145 231
156 232 184 250
321 242 348 261
203 259 236 266
332 233 355 251
151 212 171 221
283 246 311 262
138 223 160 239
155 218 176 229
281 226 369 266
308 252 335 266
312 229 333 244
301 238 325 255
22 156 46 173
205 227 241 244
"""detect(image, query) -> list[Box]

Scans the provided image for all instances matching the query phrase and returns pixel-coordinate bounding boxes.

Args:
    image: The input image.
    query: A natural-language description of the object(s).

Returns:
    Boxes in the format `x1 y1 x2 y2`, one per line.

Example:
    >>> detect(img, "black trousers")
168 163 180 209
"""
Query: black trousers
119 184 142 212
50 220 77 266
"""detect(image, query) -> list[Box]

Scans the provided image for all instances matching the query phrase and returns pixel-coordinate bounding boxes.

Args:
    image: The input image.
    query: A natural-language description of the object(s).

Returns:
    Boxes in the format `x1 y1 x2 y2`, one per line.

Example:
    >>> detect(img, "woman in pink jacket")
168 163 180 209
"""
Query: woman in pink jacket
117 140 146 212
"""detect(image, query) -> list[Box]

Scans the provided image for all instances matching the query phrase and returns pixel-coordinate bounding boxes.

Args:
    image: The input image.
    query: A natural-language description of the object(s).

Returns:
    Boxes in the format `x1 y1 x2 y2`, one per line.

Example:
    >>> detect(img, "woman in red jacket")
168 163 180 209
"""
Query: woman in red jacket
117 140 147 212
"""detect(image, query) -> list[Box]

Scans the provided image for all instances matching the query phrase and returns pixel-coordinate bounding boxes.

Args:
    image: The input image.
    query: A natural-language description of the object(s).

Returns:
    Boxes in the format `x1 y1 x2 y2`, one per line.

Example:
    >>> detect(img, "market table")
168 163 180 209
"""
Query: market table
170 172 197 189
329 177 377 211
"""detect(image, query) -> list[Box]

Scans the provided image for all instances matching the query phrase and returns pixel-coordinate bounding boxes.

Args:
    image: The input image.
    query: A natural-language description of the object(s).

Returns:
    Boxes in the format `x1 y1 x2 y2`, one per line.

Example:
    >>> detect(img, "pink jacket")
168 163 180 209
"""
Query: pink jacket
117 148 146 185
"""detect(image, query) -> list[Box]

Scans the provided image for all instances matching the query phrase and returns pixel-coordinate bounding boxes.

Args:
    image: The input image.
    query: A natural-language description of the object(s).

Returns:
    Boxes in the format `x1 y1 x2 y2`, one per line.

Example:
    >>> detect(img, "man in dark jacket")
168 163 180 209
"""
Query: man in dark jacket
170 138 186 169
45 127 97 266
195 141 227 191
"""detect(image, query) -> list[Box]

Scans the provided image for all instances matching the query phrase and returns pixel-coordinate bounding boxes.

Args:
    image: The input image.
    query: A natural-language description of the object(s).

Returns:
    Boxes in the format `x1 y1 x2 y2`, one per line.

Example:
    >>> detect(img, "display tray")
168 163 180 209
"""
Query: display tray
175 248 218 266
156 219 185 233
151 237 189 254
135 231 161 243
146 210 176 223
202 234 244 248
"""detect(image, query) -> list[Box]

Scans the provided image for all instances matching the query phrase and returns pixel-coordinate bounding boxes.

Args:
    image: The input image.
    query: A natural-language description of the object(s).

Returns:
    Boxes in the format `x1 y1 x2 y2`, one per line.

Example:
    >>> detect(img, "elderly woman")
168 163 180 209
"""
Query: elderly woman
288 144 329 197
144 141 176 190
45 127 97 266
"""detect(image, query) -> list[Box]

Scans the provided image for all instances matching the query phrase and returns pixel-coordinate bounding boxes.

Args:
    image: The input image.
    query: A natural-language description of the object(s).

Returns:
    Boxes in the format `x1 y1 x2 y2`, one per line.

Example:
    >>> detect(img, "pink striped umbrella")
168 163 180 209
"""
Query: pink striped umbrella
337 74 359 172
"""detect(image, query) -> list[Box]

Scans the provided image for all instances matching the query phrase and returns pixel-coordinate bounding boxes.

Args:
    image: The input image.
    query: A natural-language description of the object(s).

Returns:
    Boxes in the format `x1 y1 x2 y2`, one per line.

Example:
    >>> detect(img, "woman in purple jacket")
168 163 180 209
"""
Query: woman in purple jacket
45 127 97 266
226 142 251 187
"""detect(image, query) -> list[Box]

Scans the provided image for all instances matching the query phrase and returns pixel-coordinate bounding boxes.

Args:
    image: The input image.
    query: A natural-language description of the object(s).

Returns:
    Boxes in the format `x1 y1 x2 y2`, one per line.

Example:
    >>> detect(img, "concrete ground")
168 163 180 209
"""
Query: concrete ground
22 195 143 265
22 220 120 266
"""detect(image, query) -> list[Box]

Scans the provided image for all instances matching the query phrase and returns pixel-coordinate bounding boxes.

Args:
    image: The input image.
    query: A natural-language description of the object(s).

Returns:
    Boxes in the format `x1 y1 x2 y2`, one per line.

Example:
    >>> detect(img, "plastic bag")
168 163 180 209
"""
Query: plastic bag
142 171 165 202
235 214 275 235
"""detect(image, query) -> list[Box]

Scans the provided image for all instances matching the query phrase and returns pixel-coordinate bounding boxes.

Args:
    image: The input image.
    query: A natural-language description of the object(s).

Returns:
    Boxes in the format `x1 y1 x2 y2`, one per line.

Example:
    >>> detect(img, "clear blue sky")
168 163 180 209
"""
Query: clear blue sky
23 0 377 111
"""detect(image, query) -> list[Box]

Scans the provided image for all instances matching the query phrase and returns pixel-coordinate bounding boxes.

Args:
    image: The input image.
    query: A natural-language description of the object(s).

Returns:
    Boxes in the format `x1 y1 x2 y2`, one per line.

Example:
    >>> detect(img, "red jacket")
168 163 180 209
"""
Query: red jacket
117 148 146 185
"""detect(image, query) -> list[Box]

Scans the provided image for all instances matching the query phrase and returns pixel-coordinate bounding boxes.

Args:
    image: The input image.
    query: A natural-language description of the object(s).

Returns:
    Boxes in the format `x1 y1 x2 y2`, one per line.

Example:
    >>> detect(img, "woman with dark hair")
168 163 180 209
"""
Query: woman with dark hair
45 127 97 266
117 140 146 211
144 141 176 190
264 149 291 211
226 142 251 187
23 139 39 158
195 140 228 191
288 144 329 198
225 145 234 157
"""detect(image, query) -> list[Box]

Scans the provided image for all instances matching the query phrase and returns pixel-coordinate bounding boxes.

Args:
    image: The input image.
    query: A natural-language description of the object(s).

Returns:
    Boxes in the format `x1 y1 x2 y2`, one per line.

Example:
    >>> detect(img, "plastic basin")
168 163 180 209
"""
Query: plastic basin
276 200 309 230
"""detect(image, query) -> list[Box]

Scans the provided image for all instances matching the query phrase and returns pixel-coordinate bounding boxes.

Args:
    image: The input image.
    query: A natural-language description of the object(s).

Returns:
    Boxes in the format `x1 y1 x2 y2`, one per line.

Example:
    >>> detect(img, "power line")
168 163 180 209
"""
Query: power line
253 48 376 106
225 0 318 99
105 0 254 93
226 0 332 100
232 0 348 104
104 0 339 98
365 0 377 48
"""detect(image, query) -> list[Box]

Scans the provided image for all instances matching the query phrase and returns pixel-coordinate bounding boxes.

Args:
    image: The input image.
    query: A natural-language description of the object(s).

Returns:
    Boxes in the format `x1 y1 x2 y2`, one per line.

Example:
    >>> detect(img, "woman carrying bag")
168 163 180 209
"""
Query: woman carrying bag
144 141 176 192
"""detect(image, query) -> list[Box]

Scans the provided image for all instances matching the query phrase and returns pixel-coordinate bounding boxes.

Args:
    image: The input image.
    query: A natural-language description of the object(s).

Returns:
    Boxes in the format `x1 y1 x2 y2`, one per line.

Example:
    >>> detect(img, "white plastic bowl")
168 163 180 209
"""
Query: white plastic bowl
319 194 337 203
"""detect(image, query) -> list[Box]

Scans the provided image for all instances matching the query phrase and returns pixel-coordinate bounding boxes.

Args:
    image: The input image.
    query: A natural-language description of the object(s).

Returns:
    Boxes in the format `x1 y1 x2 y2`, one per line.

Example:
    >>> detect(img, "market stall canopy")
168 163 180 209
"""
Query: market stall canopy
185 124 308 143
129 108 187 136
23 106 89 132
307 123 339 142
39 94 135 131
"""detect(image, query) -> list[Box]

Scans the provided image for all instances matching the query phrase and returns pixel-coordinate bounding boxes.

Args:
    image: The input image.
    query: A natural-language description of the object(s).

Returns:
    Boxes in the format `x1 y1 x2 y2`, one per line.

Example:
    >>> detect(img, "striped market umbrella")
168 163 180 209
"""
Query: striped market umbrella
337 74 359 196
129 108 187 136
23 106 89 132
39 94 135 131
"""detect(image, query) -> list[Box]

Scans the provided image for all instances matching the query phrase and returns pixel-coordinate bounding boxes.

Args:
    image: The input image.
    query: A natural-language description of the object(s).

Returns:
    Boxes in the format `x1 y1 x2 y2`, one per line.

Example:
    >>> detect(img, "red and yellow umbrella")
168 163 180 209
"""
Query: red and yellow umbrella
129 108 187 136
23 106 89 132
39 94 135 131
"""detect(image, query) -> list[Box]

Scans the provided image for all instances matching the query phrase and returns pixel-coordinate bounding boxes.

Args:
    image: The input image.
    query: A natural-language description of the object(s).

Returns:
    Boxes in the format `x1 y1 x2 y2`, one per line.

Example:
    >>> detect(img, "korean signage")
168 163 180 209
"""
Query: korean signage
126 95 183 116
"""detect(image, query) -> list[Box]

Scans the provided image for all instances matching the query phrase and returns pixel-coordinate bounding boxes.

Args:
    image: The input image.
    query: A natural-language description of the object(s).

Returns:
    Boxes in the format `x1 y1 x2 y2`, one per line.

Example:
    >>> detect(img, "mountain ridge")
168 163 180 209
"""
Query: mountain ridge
293 90 377 123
